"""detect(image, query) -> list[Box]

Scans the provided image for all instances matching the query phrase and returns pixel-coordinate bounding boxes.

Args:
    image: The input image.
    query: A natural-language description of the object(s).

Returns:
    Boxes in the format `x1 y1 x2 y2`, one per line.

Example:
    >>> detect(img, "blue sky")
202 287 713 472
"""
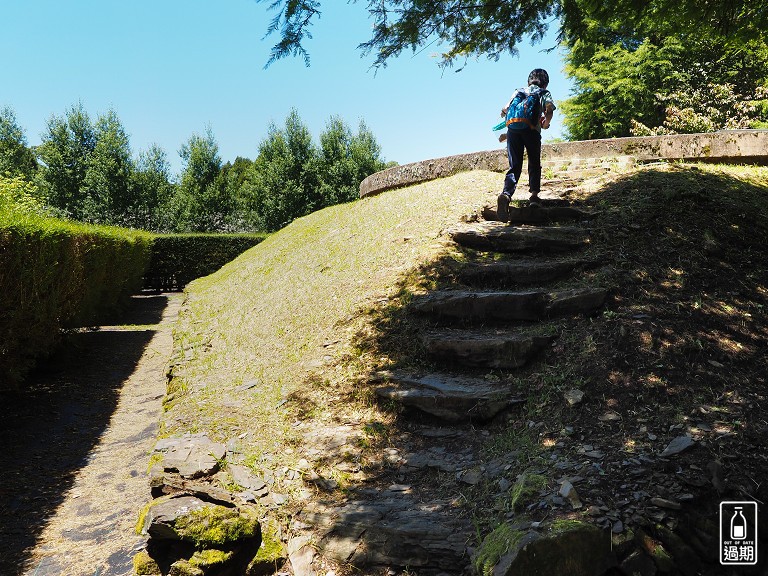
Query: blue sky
2 0 571 175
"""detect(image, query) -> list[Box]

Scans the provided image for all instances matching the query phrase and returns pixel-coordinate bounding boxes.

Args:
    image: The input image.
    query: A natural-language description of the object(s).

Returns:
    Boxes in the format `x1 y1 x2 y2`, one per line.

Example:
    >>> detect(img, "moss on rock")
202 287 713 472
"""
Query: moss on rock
476 520 614 576
509 471 548 511
248 520 287 575
473 523 528 576
174 504 260 549
132 550 162 575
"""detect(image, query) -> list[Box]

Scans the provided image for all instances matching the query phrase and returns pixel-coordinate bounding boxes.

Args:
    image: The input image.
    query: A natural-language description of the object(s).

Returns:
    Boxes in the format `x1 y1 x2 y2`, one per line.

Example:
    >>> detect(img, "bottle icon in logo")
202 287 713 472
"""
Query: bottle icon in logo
731 506 747 540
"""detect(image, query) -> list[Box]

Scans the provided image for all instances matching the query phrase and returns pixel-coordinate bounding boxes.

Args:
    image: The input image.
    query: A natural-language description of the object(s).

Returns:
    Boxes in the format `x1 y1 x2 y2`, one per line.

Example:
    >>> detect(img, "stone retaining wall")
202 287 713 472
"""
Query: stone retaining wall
359 130 768 198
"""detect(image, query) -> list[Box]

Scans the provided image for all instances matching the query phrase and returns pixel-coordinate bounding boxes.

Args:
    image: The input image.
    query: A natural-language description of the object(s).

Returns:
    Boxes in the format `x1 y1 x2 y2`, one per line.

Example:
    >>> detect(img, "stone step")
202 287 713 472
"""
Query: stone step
413 287 608 324
422 328 556 369
482 204 595 224
458 258 598 288
299 496 473 572
374 370 523 423
449 222 590 253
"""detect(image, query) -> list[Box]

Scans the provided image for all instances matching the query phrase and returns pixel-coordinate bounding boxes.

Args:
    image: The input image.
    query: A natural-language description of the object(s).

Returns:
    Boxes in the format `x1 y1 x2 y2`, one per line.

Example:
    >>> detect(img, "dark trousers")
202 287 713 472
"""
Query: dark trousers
502 127 542 196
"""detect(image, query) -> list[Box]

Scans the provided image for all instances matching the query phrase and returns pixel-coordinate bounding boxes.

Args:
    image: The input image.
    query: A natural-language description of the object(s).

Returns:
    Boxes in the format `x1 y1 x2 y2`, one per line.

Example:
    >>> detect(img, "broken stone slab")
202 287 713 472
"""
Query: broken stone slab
413 287 608 324
228 464 269 495
477 520 615 576
448 222 590 253
153 434 227 479
482 203 596 224
302 498 472 572
660 435 696 458
288 535 316 576
421 328 556 368
458 258 599 287
149 473 237 505
374 371 521 423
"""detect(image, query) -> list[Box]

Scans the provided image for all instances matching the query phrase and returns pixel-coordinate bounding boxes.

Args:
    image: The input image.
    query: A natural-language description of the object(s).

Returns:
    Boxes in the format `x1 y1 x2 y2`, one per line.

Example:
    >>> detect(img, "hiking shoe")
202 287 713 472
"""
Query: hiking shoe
497 192 511 222
529 193 541 207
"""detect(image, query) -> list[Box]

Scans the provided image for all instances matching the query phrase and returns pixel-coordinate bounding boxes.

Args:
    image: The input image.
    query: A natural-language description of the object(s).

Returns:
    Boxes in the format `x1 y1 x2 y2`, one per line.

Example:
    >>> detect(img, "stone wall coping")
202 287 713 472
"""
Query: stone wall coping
360 130 768 198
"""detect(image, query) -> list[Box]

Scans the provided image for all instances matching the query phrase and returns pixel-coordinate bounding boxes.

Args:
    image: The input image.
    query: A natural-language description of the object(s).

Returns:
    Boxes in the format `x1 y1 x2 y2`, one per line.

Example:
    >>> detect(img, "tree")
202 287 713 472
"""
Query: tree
240 110 388 231
241 109 318 231
561 31 768 139
171 127 229 232
315 116 386 205
0 107 37 179
81 109 134 224
132 144 176 231
36 102 96 217
257 0 766 69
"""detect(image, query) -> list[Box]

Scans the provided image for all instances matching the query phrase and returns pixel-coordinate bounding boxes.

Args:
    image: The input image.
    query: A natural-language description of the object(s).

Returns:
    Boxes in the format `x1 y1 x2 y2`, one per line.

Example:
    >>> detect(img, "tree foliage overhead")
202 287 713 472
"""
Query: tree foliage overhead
257 0 766 68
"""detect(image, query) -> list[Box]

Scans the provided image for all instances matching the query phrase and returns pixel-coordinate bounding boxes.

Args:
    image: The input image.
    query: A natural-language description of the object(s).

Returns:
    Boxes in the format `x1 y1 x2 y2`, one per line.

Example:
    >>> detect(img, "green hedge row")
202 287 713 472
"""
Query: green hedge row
144 233 266 291
0 210 153 389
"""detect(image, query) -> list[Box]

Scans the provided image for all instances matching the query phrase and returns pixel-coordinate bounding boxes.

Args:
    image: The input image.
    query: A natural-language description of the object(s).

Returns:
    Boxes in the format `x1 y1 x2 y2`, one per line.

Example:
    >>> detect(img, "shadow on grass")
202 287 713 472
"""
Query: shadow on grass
0 294 169 575
304 165 768 574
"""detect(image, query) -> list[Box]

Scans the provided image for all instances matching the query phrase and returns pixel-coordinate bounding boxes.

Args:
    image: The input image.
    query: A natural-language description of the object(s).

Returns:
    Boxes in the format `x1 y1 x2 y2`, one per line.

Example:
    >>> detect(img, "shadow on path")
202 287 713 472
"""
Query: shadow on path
0 294 170 576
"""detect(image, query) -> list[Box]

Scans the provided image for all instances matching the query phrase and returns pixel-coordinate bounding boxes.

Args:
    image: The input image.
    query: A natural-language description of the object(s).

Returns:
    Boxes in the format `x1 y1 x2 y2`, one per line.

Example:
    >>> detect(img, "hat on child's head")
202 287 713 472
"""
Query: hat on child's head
528 69 549 88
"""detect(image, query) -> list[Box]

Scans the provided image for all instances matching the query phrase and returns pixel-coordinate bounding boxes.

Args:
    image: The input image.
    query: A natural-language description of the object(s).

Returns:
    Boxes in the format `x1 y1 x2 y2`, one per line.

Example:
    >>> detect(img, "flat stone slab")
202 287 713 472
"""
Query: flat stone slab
153 434 227 479
422 328 556 368
448 222 590 253
374 371 522 422
300 497 472 571
414 287 608 324
482 204 595 223
458 258 598 287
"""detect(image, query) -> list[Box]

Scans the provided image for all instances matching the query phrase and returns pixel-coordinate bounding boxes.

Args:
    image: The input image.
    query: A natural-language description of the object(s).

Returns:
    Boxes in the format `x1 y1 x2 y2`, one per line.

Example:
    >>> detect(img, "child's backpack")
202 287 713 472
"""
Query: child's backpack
505 86 543 130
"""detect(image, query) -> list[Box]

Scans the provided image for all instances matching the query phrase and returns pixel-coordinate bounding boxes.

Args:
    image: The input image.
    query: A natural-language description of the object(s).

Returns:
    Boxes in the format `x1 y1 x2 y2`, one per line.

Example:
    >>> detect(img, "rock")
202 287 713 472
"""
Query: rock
249 520 287 576
149 474 237 505
154 435 227 479
458 469 483 486
139 496 211 541
375 371 515 423
706 460 725 493
421 328 555 369
659 436 695 458
652 525 701 576
288 535 316 576
619 550 657 576
413 288 607 324
650 497 682 510
636 529 675 573
509 472 548 511
564 389 585 406
302 498 471 571
559 480 583 510
228 464 268 495
458 258 597 288
448 222 591 253
476 520 615 576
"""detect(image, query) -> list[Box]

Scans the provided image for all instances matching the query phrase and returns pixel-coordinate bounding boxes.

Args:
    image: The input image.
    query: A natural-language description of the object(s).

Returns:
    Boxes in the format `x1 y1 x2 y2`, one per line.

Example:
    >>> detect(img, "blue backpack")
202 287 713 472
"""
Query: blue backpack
505 86 543 130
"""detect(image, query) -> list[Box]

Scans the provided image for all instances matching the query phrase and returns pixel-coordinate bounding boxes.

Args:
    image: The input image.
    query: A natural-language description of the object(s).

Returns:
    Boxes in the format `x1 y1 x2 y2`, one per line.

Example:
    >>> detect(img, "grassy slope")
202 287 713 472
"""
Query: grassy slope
162 171 501 462
162 162 768 549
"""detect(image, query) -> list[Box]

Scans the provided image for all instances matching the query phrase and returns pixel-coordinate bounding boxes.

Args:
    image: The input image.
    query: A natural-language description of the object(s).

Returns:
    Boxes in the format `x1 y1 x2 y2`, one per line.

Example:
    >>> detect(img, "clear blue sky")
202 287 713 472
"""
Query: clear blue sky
1 0 571 175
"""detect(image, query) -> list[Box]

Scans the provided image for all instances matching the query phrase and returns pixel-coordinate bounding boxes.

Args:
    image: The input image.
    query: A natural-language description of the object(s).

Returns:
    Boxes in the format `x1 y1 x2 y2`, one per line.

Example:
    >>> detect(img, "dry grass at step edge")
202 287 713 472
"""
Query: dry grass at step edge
160 170 500 495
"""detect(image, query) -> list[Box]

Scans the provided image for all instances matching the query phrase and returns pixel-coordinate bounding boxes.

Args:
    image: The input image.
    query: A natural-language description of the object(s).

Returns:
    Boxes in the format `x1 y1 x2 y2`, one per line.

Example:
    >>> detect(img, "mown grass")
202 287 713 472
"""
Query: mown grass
161 171 502 466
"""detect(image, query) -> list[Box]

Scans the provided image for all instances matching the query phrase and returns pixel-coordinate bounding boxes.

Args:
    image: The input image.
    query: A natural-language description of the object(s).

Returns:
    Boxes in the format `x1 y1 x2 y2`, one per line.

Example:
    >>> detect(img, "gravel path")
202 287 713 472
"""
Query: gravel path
0 293 181 576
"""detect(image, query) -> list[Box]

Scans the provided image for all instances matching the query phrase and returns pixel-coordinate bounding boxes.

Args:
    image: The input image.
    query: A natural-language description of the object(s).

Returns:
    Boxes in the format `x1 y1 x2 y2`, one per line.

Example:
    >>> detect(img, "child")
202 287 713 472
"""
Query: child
497 68 556 221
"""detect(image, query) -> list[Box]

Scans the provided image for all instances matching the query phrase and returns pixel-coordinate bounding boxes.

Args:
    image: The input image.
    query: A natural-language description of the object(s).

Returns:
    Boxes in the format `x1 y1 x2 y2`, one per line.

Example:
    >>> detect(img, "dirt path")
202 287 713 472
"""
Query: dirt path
0 293 181 576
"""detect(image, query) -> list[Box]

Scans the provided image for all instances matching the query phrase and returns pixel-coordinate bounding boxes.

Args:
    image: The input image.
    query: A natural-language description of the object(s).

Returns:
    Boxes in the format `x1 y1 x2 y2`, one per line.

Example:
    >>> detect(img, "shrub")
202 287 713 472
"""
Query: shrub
1 176 152 388
144 233 266 290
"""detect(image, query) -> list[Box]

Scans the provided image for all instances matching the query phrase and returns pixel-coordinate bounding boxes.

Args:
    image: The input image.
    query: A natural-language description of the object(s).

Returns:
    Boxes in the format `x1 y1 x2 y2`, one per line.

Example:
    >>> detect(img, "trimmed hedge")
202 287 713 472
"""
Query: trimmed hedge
0 210 152 389
144 234 266 290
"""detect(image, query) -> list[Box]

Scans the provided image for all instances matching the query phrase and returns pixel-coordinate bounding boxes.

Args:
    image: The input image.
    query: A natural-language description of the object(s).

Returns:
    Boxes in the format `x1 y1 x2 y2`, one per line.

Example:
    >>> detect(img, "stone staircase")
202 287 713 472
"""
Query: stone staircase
299 192 610 574
375 199 605 427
